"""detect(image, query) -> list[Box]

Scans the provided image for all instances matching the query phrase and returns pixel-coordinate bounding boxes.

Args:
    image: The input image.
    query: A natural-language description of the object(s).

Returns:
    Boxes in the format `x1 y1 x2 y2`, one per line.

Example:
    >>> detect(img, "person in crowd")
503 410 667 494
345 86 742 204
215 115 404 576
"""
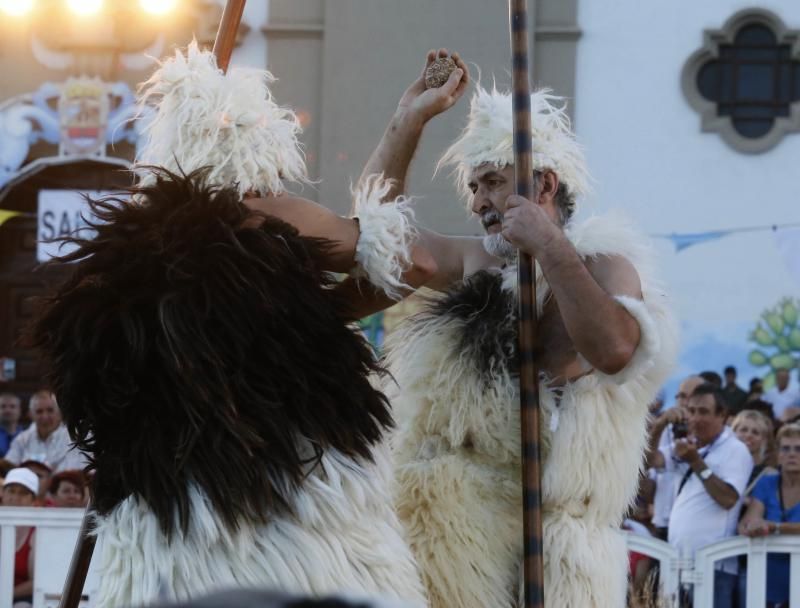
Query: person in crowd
732 409 778 604
723 365 748 415
1 467 39 606
49 469 87 508
648 375 704 540
747 377 765 403
2 390 86 472
699 370 723 390
648 384 753 607
763 368 800 421
732 410 778 497
738 423 800 608
20 460 53 505
0 392 23 457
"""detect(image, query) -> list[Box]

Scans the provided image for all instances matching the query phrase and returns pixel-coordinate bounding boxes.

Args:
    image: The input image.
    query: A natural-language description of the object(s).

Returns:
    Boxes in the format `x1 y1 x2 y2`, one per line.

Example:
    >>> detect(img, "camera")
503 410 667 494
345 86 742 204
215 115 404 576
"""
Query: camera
672 420 689 439
1 358 16 382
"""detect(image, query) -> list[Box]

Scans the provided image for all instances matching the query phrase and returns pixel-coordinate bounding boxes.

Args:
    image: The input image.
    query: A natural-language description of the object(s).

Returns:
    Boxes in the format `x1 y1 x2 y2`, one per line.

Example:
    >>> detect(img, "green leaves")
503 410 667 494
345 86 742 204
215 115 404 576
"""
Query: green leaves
748 298 800 389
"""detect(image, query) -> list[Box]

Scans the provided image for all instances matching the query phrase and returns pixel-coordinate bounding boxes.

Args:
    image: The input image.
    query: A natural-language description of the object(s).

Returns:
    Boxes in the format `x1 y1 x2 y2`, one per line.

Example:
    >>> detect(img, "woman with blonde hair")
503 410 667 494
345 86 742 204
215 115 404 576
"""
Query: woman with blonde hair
732 409 777 496
739 423 800 607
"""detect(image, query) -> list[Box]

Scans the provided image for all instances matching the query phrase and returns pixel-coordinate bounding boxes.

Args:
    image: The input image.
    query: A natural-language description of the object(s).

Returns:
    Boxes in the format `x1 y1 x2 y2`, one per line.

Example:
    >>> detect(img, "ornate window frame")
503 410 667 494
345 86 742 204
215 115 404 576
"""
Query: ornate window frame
682 8 800 153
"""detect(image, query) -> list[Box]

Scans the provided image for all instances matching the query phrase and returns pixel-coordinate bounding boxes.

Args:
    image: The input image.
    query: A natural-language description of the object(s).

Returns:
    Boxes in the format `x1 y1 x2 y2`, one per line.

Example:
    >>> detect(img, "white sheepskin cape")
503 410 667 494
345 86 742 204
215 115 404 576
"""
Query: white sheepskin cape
386 213 678 608
91 446 426 607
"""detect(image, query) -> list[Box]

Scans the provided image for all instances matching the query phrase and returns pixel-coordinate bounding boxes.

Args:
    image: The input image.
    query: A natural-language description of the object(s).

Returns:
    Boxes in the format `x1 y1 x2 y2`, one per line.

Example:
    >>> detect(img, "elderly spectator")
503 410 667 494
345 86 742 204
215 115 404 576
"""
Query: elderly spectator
49 469 87 508
3 390 86 472
1 468 39 606
738 423 800 608
647 375 705 539
0 392 23 457
648 384 753 607
763 368 800 421
723 366 749 415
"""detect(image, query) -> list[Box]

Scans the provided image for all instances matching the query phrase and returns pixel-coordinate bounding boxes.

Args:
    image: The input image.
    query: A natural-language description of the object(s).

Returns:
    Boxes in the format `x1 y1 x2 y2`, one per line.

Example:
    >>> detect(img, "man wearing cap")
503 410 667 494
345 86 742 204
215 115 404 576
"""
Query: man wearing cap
360 51 678 607
2 467 39 604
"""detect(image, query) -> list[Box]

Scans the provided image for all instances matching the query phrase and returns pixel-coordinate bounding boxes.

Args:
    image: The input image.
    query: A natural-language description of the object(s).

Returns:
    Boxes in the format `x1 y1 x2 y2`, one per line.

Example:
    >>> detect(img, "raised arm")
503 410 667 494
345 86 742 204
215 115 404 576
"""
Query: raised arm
358 50 491 290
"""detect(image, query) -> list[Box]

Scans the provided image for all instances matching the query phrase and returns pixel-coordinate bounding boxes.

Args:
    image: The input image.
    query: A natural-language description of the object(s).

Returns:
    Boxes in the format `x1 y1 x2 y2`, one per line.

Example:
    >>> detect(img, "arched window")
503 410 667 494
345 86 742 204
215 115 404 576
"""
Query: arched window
683 10 800 153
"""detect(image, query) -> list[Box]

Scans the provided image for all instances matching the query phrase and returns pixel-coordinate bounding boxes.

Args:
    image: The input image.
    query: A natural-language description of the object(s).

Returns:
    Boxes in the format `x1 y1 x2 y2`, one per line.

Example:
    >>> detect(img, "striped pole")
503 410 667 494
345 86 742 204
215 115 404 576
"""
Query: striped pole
509 1 545 607
57 4 248 607
212 0 247 74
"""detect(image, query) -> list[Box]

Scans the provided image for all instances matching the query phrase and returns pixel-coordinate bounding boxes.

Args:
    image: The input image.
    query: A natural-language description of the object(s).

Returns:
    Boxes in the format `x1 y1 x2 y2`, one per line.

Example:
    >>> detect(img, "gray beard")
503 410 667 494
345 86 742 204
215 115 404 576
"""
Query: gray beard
482 233 516 261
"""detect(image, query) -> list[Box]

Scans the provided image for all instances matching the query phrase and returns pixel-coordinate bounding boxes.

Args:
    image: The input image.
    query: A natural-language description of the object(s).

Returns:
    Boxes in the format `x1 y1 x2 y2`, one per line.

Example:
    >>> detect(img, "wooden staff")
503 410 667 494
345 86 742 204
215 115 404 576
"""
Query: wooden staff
509 1 545 607
57 4 248 607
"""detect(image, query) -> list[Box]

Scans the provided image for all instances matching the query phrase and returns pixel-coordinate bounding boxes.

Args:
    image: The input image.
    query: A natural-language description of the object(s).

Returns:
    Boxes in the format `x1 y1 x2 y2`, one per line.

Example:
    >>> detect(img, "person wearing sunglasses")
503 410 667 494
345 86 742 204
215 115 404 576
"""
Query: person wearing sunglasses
738 423 800 607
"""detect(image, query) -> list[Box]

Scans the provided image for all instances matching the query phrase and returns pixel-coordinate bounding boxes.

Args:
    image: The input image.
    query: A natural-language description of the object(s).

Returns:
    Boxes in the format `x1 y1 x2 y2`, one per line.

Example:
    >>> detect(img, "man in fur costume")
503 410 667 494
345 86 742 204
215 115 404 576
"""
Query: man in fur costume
358 50 679 607
28 44 468 607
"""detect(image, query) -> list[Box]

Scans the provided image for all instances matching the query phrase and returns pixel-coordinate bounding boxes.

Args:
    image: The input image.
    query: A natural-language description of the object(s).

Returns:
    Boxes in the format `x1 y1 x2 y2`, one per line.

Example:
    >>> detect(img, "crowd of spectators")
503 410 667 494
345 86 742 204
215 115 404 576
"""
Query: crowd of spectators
628 366 800 608
0 388 89 608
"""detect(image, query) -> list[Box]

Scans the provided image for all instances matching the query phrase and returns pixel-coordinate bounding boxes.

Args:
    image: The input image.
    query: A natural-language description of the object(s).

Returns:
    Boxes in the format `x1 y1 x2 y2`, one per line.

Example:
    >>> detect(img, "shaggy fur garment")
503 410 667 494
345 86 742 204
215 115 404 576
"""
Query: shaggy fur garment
351 175 417 300
30 168 425 607
386 213 678 608
136 42 306 197
438 86 591 202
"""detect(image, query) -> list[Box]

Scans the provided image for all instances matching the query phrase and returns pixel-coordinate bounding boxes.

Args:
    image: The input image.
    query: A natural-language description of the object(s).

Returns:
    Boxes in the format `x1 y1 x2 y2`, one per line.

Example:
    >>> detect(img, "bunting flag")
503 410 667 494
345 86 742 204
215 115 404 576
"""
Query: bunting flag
655 222 800 253
0 209 22 228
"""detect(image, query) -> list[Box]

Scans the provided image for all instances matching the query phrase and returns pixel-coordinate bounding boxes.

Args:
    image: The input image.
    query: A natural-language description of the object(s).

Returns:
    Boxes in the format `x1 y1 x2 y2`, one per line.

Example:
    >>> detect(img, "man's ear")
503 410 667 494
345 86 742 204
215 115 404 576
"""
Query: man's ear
536 170 559 206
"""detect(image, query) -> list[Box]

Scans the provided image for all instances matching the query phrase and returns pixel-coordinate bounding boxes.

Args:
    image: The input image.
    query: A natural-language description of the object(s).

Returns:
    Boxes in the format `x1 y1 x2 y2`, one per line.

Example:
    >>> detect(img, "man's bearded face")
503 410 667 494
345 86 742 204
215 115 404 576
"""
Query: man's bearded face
467 164 517 260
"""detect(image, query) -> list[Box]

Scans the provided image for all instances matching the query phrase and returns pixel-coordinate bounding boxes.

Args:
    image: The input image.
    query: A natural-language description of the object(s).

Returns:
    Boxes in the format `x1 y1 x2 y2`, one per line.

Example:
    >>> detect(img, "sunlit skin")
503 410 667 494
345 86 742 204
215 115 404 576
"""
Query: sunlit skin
685 393 726 448
734 420 766 459
53 480 86 508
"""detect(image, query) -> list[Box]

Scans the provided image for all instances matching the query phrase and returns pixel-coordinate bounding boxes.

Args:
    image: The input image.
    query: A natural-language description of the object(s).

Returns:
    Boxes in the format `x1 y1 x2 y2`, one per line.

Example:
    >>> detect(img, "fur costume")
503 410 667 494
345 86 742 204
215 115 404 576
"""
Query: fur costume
386 214 678 607
438 86 591 202
31 169 425 607
350 175 417 300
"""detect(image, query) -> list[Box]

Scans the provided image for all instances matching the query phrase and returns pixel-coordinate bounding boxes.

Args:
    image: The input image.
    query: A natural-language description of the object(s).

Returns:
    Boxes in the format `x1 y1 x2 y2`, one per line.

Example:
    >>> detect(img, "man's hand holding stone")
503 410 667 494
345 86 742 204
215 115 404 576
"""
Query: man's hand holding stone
396 49 469 125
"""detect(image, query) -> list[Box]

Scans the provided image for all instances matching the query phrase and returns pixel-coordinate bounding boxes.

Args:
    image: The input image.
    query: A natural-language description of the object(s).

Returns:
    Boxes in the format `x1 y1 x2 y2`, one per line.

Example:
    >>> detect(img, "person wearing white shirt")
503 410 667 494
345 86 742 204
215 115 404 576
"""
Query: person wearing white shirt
647 383 753 608
762 368 800 421
649 375 704 538
3 390 86 472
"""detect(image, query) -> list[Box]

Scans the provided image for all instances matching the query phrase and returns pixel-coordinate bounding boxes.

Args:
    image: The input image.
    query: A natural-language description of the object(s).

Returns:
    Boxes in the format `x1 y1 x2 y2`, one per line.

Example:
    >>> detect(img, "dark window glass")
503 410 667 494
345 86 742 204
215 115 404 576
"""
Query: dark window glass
735 24 776 45
695 21 800 138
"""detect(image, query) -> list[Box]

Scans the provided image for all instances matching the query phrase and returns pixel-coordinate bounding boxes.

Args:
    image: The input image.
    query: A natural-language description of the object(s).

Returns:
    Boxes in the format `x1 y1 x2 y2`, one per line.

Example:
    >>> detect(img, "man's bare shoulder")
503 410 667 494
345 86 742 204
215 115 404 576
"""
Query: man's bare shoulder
584 254 642 300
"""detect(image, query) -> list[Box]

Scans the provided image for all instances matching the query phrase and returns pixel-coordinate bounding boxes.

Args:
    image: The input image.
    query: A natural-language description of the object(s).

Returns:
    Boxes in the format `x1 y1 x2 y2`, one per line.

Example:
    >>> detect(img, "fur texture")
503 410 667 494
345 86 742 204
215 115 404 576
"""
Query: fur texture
387 213 679 608
93 445 425 607
136 42 306 197
31 167 391 535
438 86 590 202
351 175 416 300
29 169 425 606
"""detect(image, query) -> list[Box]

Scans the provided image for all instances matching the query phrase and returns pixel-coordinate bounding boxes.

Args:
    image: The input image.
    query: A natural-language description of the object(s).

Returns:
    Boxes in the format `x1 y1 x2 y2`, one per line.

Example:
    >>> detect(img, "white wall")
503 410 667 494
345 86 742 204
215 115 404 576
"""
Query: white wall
575 0 800 400
211 0 269 69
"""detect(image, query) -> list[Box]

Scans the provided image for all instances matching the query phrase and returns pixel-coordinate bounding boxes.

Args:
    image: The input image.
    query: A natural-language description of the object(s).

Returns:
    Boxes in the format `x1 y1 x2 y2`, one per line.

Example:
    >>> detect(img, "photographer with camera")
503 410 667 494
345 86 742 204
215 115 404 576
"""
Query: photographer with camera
647 383 753 607
646 375 704 540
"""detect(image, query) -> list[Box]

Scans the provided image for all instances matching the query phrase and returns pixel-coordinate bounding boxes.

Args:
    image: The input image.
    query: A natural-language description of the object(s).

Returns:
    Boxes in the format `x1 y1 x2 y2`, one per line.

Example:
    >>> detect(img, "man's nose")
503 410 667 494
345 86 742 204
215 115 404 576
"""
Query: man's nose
470 192 490 215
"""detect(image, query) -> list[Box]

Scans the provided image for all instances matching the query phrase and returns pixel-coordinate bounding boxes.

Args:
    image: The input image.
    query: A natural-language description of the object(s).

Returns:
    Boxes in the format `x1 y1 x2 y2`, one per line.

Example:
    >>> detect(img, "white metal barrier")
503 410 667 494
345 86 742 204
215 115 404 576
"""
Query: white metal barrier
625 532 800 608
0 508 100 608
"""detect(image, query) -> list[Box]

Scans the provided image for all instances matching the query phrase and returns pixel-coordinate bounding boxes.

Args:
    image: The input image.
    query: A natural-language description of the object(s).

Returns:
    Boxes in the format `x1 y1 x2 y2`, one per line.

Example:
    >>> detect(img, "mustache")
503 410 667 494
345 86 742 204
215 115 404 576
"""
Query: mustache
480 210 503 230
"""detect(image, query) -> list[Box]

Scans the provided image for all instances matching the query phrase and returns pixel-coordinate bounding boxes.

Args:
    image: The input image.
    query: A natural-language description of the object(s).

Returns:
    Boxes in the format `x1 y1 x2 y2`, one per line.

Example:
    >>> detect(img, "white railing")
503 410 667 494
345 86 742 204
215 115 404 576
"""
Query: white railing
625 532 800 608
1 513 798 608
0 508 100 608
